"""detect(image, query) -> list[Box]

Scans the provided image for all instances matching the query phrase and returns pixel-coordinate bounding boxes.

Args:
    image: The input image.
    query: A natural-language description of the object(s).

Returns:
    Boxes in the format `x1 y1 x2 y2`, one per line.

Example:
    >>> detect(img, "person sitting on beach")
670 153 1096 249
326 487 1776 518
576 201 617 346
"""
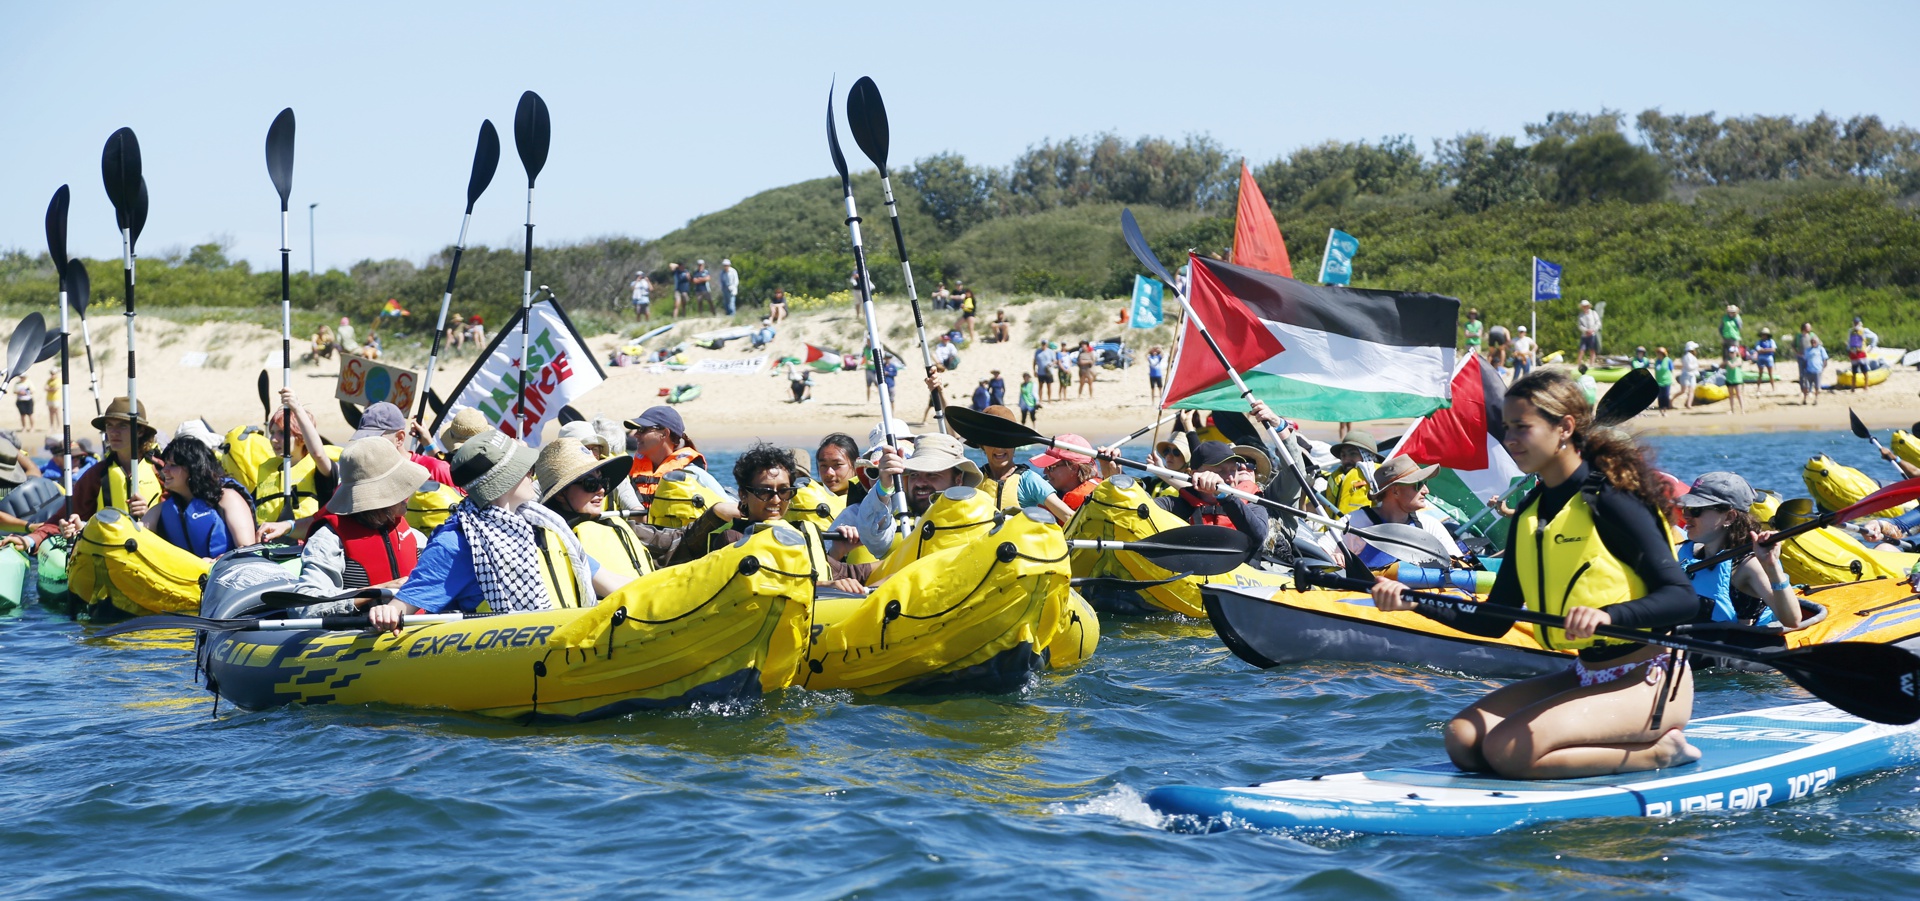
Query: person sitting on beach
1324 431 1381 515
1673 472 1801 629
665 443 873 593
284 437 428 614
1371 370 1700 780
750 318 777 351
539 437 656 588
255 388 340 523
364 430 625 630
932 334 959 371
835 433 984 560
1149 440 1271 547
144 434 263 560
625 405 730 504
1338 456 1463 570
990 310 1011 343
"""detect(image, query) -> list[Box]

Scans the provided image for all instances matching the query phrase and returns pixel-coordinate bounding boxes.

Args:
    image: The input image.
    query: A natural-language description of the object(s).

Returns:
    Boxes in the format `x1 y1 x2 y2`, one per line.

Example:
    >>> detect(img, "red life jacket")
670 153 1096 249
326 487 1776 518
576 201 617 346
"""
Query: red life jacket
1061 478 1101 512
1177 487 1237 529
311 509 420 589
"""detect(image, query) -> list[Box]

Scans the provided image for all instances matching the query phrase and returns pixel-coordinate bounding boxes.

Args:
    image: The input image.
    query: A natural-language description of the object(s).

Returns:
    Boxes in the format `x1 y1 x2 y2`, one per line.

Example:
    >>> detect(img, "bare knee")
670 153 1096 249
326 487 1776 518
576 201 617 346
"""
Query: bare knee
1480 721 1540 779
1445 714 1491 772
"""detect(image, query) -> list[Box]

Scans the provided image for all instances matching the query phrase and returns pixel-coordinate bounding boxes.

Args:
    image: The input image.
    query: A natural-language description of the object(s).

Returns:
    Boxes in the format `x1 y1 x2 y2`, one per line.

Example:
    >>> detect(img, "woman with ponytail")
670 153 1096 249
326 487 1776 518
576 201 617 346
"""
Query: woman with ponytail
1372 370 1700 780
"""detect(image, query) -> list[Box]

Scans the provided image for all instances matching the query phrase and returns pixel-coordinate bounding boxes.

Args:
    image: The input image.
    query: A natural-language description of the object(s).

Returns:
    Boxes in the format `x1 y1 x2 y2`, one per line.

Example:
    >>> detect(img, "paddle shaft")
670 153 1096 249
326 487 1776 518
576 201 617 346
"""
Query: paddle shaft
517 186 534 425
58 289 72 515
119 225 140 524
875 171 948 435
256 612 464 631
1040 433 1346 531
416 215 472 431
279 204 293 520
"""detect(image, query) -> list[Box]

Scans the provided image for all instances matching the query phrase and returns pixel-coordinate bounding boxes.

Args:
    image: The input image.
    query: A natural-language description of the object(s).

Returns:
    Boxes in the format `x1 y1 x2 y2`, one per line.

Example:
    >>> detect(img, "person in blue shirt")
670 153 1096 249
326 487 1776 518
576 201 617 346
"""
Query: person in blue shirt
1753 327 1777 396
1146 346 1166 396
970 380 991 412
365 429 625 631
1673 472 1801 629
671 262 692 317
988 370 1006 407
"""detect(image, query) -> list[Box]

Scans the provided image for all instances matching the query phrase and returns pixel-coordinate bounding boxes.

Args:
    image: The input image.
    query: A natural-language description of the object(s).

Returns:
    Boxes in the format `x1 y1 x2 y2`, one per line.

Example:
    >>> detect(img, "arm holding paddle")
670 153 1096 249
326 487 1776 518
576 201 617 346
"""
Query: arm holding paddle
277 387 334 477
1729 530 1802 629
1882 446 1920 480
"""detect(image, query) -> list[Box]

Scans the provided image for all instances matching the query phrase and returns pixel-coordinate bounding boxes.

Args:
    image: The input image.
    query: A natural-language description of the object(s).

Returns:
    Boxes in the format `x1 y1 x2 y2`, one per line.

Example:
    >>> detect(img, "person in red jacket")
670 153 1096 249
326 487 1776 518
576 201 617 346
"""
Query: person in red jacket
282 437 427 615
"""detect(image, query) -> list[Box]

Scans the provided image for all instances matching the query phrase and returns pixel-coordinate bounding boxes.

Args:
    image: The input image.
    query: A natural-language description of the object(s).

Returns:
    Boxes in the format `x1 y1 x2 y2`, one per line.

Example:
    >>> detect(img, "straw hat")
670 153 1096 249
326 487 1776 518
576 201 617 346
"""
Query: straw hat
535 437 634 503
438 408 489 454
92 396 152 432
326 437 431 515
1154 432 1193 465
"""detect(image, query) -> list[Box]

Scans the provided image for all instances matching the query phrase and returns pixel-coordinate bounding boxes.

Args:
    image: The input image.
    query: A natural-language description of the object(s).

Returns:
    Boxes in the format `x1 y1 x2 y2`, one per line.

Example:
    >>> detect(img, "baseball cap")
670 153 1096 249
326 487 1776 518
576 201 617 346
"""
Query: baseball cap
624 405 685 435
1032 435 1093 469
350 401 409 440
1676 471 1756 510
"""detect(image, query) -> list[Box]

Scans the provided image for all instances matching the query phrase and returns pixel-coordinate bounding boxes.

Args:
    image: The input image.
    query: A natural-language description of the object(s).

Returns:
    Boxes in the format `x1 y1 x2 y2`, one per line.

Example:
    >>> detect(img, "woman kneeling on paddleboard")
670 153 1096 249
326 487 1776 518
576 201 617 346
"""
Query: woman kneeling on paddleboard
1372 369 1700 780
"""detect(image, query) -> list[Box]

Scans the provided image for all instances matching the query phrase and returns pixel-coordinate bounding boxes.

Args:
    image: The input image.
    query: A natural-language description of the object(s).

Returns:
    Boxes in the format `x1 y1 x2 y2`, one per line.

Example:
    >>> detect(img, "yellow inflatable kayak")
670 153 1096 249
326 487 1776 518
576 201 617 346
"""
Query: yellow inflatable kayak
1892 430 1920 471
1803 454 1913 518
802 507 1088 694
1834 359 1890 389
1751 493 1917 584
1064 476 1277 618
68 508 212 618
197 526 817 721
1693 376 1728 404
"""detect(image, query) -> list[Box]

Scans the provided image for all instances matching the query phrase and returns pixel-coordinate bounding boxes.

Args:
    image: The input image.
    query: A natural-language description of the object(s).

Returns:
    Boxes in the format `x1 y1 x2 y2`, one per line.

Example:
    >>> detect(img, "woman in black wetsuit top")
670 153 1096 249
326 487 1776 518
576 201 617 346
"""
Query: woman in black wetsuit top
1372 370 1701 779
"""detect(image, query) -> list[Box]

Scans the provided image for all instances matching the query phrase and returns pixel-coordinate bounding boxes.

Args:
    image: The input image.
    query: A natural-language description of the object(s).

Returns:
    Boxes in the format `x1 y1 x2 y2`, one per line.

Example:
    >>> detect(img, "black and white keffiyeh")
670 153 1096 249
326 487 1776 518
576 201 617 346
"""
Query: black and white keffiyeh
452 499 593 612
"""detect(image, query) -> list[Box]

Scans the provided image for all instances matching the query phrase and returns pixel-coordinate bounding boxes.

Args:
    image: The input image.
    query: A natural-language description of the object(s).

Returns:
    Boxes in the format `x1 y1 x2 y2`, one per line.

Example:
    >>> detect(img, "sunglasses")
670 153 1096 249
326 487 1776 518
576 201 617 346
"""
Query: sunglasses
569 475 614 493
742 485 799 501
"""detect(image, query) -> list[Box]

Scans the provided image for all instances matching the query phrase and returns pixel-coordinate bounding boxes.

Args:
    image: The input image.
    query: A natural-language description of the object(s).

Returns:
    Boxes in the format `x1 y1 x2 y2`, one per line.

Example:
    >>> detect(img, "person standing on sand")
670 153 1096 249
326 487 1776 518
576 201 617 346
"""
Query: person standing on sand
43 370 59 431
1510 326 1536 380
988 369 1006 407
12 376 33 431
1486 322 1510 372
1793 321 1816 360
1678 342 1700 409
671 263 690 318
1753 328 1777 395
1018 372 1039 426
719 259 740 316
1463 309 1483 357
1799 335 1828 406
1034 341 1055 402
1719 305 1742 358
1146 346 1165 398
1076 342 1097 398
1576 300 1601 367
1724 359 1745 414
1652 347 1673 415
691 260 713 315
630 270 651 322
1846 317 1878 389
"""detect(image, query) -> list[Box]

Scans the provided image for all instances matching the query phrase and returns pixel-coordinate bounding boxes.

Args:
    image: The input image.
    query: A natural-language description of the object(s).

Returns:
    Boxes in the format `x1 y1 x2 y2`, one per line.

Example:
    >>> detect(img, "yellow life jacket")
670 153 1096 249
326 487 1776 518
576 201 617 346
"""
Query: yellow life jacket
96 458 163 518
649 470 714 529
220 425 273 494
533 524 587 610
406 481 461 534
1330 465 1374 515
1513 486 1647 652
784 478 844 530
573 515 655 587
254 446 343 522
740 520 833 582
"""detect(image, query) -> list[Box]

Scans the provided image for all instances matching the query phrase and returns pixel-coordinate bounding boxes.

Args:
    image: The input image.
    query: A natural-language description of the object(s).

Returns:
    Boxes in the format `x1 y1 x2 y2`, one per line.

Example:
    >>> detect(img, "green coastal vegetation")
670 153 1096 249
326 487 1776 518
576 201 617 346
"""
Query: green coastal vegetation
3 108 1916 356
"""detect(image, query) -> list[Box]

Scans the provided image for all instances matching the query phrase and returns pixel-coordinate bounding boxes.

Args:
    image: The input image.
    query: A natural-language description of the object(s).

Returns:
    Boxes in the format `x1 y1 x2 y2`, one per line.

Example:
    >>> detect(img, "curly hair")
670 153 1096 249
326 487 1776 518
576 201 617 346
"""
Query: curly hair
161 437 226 506
1506 369 1670 514
733 442 796 493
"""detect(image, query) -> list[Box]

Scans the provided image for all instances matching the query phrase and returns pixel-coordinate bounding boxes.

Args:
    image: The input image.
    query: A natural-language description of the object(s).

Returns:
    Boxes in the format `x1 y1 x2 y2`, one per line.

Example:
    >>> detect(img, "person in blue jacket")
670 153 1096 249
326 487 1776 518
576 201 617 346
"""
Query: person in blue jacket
143 436 262 560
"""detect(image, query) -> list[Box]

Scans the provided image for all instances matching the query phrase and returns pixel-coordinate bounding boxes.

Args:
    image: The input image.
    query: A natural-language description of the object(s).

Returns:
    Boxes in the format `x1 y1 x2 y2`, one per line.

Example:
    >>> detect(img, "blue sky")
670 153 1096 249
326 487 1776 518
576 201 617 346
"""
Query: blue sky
4 1 1915 272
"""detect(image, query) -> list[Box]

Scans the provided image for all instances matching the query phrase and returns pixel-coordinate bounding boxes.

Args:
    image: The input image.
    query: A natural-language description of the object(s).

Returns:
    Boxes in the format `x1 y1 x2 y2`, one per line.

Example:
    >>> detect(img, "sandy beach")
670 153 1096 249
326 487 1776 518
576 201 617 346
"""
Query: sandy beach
16 300 1916 453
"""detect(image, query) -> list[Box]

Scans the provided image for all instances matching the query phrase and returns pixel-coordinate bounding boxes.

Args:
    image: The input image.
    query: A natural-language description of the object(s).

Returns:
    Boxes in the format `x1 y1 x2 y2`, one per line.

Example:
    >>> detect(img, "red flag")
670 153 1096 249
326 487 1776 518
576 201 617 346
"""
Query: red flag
1161 254 1286 408
1231 161 1292 278
1395 356 1488 470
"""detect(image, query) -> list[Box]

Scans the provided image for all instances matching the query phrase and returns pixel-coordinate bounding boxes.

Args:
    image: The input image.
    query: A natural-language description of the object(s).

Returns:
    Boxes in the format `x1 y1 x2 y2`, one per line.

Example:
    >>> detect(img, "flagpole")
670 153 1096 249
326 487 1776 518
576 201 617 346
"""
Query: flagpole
1318 229 1336 284
1529 256 1537 348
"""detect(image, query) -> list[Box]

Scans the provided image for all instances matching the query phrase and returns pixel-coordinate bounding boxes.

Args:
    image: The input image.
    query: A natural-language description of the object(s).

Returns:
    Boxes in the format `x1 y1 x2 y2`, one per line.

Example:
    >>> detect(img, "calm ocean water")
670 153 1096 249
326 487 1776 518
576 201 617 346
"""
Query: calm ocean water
5 429 1916 899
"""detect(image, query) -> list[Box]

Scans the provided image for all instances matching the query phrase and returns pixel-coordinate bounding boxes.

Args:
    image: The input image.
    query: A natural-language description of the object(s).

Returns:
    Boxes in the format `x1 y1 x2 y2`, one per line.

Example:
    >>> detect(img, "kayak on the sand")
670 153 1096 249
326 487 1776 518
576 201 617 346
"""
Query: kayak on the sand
1144 701 1920 836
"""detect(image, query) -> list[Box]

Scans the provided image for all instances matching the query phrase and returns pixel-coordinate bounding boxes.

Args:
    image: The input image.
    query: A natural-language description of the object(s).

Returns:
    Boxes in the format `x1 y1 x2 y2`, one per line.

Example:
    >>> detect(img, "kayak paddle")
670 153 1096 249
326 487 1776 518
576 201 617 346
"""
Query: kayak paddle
945 407 1456 566
61 257 102 418
258 587 393 611
417 119 501 435
46 187 76 513
4 313 47 383
1850 408 1907 480
101 128 145 511
94 611 464 638
266 107 297 521
512 90 550 428
1299 570 1920 726
1595 367 1658 427
1066 525 1254 576
1688 476 1920 573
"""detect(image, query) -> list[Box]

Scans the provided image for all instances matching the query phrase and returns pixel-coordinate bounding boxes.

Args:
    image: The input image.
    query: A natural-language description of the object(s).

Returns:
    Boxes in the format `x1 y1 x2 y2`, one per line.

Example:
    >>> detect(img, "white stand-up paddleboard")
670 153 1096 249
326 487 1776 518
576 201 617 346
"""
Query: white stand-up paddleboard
1145 703 1920 836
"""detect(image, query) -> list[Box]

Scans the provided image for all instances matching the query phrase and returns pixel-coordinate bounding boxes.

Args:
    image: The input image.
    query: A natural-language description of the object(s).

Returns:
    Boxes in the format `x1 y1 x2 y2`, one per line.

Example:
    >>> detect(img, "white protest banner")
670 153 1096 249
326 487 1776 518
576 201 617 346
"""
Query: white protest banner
686 356 768 375
429 298 606 446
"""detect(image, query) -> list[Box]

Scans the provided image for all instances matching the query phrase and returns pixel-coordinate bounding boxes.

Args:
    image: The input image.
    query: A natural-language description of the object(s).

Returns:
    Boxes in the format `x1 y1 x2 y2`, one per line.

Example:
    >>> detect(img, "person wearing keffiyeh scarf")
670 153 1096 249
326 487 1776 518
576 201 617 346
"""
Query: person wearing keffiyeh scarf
369 429 615 632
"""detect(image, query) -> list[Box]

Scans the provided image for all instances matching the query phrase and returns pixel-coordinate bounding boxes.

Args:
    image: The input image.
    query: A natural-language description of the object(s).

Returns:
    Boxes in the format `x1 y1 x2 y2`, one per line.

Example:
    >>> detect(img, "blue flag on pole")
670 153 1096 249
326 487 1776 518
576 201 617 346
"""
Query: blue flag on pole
1318 229 1359 286
1532 257 1562 302
1129 275 1164 328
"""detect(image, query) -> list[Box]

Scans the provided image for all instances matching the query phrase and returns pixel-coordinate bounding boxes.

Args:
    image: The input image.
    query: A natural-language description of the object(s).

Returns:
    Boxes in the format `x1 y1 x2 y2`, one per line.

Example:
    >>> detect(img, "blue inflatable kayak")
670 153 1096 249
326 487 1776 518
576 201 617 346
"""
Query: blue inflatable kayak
1146 702 1920 836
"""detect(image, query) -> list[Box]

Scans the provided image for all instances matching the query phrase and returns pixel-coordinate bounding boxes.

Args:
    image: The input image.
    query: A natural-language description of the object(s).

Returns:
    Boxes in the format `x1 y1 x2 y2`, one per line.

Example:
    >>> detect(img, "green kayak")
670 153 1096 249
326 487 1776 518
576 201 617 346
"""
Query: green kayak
0 544 27 615
36 536 74 615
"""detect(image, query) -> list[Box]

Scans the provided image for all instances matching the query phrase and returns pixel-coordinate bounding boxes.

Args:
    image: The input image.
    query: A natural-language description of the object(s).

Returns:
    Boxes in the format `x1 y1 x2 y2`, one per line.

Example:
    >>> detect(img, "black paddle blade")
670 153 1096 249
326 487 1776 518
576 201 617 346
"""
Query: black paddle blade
1120 208 1178 288
846 76 890 173
1072 573 1193 593
45 184 69 267
426 388 447 418
1849 409 1872 441
130 178 150 248
1772 497 1819 529
339 399 363 430
466 119 502 212
6 314 46 382
100 127 143 224
825 79 851 184
266 107 296 206
1595 366 1658 427
61 258 90 316
1773 641 1920 725
513 91 550 186
1122 525 1254 575
256 370 271 420
944 406 1044 450
558 404 584 425
92 614 248 638
35 333 62 364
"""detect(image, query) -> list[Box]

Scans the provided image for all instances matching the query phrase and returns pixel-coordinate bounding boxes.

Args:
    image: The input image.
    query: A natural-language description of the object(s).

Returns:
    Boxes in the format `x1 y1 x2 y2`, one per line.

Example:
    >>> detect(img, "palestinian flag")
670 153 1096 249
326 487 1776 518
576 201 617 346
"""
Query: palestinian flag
1162 255 1460 422
1391 354 1526 544
804 343 848 373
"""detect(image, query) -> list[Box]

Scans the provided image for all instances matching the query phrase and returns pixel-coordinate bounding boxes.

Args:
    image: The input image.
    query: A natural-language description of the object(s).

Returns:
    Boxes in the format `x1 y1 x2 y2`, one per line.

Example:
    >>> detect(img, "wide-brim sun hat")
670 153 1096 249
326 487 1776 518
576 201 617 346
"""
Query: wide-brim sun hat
1230 444 1275 484
326 436 431 515
92 396 153 432
1369 456 1440 495
899 433 984 488
1329 430 1380 459
535 437 634 504
439 408 490 454
449 429 538 507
